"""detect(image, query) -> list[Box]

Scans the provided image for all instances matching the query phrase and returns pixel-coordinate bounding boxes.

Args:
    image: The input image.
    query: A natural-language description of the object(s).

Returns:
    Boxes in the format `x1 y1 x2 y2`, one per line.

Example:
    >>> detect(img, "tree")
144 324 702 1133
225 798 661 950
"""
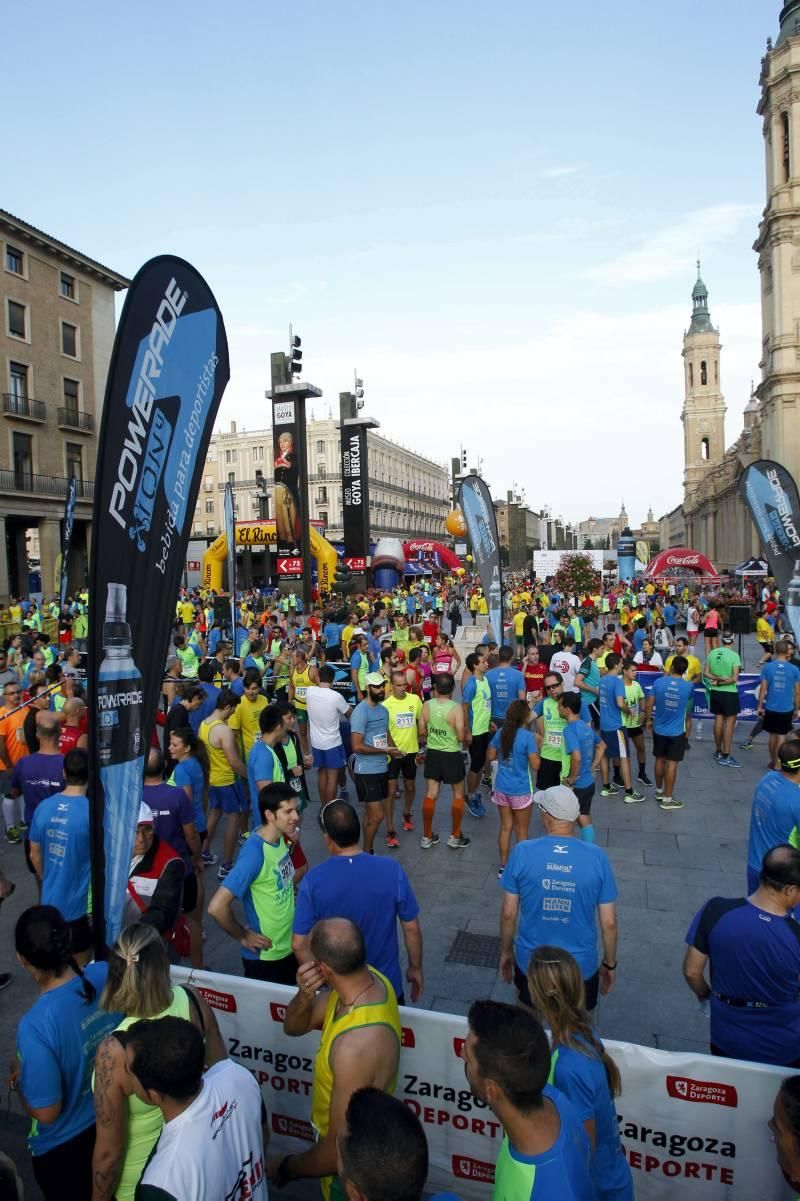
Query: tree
554 552 601 597
583 538 594 550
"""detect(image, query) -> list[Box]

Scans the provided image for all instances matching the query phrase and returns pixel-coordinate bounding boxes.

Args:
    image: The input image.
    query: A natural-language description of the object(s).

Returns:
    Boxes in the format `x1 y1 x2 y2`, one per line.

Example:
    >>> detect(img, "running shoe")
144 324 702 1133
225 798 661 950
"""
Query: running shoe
337 787 350 800
201 849 217 867
740 740 753 750
624 790 645 804
16 822 28 833
5 826 22 845
447 835 471 849
218 861 233 879
238 832 251 846
600 785 619 797
497 866 505 879
719 755 743 769
655 789 664 801
613 775 625 789
385 833 400 849
402 814 415 832
638 773 654 787
658 796 684 810
465 794 485 819
421 833 440 849
713 750 723 762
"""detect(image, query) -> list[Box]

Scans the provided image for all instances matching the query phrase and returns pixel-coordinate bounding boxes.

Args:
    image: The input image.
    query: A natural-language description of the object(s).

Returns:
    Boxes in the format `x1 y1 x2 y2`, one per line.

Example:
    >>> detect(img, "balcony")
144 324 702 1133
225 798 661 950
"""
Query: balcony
57 408 95 433
2 394 46 423
0 470 94 500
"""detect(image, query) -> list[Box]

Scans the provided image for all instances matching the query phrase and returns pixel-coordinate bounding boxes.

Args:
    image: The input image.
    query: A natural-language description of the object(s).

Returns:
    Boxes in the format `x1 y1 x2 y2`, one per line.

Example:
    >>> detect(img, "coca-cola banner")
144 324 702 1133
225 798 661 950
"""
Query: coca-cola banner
458 476 504 642
89 257 229 952
172 967 788 1201
740 460 800 640
644 548 719 581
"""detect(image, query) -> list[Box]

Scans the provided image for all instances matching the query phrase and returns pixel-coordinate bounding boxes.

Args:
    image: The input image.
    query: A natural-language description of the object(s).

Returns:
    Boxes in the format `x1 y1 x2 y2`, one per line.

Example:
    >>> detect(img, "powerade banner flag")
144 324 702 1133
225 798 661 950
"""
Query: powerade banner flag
89 257 229 951
739 459 800 642
59 474 77 618
458 475 504 641
224 480 236 638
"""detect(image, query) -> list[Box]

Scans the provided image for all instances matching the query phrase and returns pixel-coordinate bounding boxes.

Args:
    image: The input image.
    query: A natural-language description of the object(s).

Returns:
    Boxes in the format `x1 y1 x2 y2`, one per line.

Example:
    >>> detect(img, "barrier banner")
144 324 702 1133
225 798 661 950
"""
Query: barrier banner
740 459 800 643
458 475 504 642
89 258 229 951
59 473 77 621
224 480 236 638
171 968 787 1201
634 672 760 722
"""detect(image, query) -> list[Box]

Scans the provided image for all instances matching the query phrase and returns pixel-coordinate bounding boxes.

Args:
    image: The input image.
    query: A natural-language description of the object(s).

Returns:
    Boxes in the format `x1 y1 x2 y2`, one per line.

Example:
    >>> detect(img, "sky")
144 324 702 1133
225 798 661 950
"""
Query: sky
5 0 780 526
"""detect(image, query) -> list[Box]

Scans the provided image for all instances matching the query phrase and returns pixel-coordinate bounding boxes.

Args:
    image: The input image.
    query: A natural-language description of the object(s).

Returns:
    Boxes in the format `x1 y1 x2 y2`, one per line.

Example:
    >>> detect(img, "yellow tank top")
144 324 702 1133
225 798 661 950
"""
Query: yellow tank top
311 968 401 1201
291 665 312 710
110 987 191 1201
200 716 235 787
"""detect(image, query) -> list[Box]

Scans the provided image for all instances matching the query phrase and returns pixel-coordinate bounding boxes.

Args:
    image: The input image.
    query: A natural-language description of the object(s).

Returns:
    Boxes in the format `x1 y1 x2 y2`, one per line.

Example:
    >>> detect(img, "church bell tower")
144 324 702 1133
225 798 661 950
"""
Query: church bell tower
681 264 726 505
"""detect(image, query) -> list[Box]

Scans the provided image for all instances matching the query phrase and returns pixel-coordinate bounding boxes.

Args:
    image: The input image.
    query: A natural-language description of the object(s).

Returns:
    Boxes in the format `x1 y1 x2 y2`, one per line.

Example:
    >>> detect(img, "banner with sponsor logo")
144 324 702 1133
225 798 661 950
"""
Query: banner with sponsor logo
58 473 78 622
272 396 304 576
224 480 236 638
458 476 504 642
534 549 605 579
340 419 369 564
172 968 786 1200
740 459 800 643
635 672 760 722
89 258 229 951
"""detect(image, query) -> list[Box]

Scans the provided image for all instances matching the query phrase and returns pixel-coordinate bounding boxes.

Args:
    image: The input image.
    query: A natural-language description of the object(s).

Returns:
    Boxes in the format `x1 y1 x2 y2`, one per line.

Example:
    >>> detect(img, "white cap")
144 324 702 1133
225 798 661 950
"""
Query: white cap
533 785 580 822
137 802 155 826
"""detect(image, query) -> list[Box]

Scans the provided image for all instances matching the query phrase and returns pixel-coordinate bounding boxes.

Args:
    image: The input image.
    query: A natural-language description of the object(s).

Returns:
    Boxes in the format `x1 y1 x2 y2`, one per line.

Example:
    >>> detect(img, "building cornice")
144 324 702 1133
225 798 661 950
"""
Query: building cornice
0 208 130 290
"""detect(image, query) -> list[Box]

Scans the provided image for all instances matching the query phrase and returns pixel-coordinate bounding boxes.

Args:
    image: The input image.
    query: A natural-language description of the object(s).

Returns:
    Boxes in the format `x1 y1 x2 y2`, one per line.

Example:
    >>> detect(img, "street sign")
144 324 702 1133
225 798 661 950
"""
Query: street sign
277 556 302 576
344 556 366 571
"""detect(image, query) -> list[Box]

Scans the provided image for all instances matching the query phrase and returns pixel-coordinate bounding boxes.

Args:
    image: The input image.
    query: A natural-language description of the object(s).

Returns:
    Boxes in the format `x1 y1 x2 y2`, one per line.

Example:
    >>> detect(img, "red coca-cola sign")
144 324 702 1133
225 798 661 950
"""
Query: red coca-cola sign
666 554 701 567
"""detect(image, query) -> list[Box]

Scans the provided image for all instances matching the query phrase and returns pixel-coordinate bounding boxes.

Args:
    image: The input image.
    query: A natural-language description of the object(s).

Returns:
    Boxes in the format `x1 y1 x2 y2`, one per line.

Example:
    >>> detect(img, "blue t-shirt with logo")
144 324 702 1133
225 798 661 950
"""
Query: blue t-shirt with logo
293 853 419 997
563 721 600 789
171 757 206 834
16 962 119 1155
490 727 538 795
576 656 600 705
663 603 678 626
651 675 695 736
248 740 284 826
501 835 617 977
350 700 390 774
760 659 800 713
550 1042 633 1200
323 621 343 649
686 897 800 1064
598 675 625 732
10 752 64 825
29 791 90 922
747 770 800 874
632 629 647 653
494 1085 595 1201
485 665 522 721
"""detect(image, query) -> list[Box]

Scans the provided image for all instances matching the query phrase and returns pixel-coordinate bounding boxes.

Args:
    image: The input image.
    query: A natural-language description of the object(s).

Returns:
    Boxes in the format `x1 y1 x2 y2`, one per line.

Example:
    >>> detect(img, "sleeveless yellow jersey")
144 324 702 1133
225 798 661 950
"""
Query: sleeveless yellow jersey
291 665 312 710
199 716 235 787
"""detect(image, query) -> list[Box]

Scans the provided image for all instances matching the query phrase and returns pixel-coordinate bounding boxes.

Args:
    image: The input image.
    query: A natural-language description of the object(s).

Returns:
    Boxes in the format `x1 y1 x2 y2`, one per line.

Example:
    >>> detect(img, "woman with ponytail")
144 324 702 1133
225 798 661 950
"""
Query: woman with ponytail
91 922 226 1201
12 905 119 1200
527 945 633 1201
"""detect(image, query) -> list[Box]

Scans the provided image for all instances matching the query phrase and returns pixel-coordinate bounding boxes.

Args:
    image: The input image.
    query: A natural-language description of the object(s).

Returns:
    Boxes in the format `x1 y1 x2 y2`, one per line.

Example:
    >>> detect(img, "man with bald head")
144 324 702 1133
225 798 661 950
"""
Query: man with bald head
270 918 402 1197
58 697 88 754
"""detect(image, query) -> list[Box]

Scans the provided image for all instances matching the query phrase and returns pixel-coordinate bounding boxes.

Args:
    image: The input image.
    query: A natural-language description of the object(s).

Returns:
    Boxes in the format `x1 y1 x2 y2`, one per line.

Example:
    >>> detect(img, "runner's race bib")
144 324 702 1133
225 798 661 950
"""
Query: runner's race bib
545 730 562 748
395 713 414 728
295 686 307 700
372 734 388 749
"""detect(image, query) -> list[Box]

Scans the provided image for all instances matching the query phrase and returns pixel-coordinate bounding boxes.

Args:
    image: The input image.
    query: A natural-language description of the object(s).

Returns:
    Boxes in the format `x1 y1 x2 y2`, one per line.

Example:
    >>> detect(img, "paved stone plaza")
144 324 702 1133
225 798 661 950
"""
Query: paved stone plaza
0 633 766 1192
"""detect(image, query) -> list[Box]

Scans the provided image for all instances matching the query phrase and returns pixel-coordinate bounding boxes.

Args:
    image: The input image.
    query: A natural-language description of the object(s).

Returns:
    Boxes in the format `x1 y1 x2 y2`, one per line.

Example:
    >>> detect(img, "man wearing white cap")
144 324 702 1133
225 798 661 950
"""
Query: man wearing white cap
498 784 618 1012
124 801 185 936
349 672 404 854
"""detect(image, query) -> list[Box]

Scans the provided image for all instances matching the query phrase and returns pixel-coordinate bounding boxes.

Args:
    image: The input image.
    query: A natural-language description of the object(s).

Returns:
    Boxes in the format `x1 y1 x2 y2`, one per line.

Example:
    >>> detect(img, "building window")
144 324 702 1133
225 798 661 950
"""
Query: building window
253 446 263 461
715 360 718 384
63 378 79 415
207 522 215 535
193 523 202 537
66 442 83 480
225 448 237 463
8 362 28 400
61 322 78 357
205 475 213 491
688 362 694 387
7 300 26 339
319 511 328 526
5 245 24 275
700 360 707 386
318 464 326 479
783 112 791 183
206 499 214 513
228 471 235 484
318 486 328 503
700 436 710 461
13 432 33 489
316 440 325 454
60 272 76 300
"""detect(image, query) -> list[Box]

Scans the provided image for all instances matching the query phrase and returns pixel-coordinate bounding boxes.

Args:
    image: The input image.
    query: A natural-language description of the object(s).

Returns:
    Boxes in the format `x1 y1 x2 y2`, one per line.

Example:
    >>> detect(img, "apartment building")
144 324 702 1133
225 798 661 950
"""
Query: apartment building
0 210 129 599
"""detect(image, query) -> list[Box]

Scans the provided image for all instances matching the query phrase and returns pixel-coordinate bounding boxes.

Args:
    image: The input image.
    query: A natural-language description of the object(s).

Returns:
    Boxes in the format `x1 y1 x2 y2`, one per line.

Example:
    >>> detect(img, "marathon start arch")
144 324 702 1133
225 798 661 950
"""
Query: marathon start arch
643 547 720 583
201 521 338 594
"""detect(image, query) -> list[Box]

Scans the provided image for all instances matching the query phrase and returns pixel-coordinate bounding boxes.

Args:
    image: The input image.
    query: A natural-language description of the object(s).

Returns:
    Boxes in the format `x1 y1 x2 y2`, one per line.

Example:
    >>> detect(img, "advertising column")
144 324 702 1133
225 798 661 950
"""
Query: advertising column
224 480 236 638
88 256 229 952
272 395 308 587
339 391 373 581
58 474 77 631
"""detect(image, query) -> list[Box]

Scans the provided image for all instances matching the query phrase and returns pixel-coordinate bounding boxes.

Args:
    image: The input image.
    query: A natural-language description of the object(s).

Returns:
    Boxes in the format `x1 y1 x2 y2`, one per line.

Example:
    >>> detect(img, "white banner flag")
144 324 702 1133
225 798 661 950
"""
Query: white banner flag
172 969 789 1200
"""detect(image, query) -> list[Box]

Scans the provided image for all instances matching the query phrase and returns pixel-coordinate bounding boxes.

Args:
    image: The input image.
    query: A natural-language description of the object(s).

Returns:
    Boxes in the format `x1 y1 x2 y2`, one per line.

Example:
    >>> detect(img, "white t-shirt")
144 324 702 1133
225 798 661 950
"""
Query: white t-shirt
306 686 349 750
548 651 581 691
633 650 664 669
137 1060 266 1201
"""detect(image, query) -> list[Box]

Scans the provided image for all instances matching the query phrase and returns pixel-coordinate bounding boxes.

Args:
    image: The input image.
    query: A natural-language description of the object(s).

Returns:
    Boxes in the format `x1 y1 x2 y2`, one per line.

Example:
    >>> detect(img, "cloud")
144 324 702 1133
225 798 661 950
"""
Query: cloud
581 203 760 284
539 165 582 179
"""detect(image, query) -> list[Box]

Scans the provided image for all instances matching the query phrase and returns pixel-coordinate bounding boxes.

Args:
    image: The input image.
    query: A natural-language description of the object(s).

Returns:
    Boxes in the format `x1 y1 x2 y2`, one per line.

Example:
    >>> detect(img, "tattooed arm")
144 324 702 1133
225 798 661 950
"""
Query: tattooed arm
91 1035 129 1201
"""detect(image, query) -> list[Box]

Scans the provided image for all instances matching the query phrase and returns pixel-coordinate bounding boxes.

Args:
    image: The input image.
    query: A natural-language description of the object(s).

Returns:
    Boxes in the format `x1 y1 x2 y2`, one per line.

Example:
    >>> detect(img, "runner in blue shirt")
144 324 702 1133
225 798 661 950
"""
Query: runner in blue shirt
485 646 525 725
28 751 91 952
646 657 695 812
463 1000 595 1201
560 691 604 843
528 946 633 1201
486 700 540 877
758 641 800 768
597 656 642 803
747 742 800 892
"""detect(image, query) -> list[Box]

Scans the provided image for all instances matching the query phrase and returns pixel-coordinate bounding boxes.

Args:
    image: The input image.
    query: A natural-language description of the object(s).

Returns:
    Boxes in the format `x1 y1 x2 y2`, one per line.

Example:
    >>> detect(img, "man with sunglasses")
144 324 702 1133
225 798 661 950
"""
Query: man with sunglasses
532 672 569 791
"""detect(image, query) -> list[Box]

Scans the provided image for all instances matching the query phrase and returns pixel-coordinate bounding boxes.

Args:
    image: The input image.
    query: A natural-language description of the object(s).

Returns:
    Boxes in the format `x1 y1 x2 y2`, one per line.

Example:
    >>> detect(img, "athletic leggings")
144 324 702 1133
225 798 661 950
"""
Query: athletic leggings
32 1124 95 1201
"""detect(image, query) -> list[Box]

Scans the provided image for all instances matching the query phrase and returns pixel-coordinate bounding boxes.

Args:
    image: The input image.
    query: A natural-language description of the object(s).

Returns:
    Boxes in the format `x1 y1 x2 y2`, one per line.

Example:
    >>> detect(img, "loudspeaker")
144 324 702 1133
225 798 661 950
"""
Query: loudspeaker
728 605 752 635
213 597 230 628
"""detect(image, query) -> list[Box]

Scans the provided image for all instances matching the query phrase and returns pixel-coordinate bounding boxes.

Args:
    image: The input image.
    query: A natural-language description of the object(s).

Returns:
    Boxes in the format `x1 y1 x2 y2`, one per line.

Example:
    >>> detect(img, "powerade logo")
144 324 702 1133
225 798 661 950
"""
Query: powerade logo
109 278 187 541
744 465 800 554
461 480 496 562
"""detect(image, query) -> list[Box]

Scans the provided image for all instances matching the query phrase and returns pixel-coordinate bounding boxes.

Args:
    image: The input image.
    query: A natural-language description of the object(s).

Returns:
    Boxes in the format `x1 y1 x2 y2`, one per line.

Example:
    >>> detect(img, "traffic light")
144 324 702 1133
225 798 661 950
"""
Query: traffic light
461 448 467 470
290 333 302 377
334 560 355 593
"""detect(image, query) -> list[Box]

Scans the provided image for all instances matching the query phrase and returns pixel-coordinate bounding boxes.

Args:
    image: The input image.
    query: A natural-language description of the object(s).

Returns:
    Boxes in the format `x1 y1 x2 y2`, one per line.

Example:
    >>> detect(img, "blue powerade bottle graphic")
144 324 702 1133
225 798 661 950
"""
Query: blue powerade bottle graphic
97 583 144 944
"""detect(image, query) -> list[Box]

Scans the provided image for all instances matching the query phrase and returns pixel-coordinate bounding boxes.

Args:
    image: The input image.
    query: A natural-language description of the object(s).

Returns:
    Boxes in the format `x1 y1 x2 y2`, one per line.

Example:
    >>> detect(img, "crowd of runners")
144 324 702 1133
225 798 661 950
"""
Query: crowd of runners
2 572 800 1200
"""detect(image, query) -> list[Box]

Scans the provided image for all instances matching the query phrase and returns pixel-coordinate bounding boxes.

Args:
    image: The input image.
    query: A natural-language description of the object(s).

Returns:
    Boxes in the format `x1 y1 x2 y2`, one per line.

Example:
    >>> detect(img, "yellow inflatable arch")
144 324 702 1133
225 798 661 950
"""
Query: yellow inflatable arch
201 521 337 595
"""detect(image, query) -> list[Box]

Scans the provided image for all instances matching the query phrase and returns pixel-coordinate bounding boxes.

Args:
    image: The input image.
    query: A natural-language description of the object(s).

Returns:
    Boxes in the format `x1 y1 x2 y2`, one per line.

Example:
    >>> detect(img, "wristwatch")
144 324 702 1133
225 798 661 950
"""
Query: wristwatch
602 961 617 971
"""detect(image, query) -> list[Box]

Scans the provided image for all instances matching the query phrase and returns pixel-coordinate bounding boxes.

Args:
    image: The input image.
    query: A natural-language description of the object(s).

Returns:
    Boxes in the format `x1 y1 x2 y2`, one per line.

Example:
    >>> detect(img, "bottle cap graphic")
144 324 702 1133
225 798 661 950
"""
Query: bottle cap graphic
103 582 132 649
